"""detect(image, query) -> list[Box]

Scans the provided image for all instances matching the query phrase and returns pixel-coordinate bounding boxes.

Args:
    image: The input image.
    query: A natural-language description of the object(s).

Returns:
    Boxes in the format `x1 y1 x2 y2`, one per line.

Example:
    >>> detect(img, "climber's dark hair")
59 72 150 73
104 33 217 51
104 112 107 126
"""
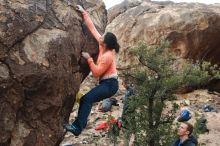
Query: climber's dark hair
104 32 120 53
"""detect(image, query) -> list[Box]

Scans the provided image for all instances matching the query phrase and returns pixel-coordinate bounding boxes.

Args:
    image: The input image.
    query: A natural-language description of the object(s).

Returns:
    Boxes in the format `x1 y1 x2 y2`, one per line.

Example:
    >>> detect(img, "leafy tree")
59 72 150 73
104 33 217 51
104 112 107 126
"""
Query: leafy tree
119 40 220 146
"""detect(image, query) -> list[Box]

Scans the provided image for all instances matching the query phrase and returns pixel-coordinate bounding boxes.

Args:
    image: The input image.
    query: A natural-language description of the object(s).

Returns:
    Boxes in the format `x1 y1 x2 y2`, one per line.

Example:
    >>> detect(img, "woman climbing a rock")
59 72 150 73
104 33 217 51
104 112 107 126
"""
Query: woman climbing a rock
64 5 120 136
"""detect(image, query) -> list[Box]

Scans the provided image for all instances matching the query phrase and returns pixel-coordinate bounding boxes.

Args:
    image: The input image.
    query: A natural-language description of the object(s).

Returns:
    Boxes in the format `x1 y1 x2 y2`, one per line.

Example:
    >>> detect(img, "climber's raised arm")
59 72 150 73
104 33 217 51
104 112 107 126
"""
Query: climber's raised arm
76 5 101 42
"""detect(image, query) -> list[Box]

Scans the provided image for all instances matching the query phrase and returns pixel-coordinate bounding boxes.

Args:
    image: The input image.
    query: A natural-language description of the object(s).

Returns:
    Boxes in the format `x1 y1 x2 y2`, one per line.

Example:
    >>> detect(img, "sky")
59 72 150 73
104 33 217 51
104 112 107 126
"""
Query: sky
103 0 220 9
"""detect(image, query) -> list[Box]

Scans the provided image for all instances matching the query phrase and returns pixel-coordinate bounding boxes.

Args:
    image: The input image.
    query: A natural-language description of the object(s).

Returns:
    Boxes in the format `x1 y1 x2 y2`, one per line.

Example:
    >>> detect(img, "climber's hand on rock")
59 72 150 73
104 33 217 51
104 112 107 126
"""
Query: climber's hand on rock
76 5 85 13
82 52 91 59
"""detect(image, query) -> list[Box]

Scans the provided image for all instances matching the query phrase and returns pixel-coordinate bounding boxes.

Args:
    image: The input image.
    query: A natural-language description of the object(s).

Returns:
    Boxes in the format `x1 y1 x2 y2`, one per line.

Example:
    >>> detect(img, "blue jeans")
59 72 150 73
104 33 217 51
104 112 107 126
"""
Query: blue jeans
72 78 118 133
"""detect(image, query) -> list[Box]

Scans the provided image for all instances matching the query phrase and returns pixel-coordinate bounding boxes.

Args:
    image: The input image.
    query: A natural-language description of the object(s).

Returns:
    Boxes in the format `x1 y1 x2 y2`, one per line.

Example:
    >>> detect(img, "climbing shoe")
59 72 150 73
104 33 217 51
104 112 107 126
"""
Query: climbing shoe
63 124 81 136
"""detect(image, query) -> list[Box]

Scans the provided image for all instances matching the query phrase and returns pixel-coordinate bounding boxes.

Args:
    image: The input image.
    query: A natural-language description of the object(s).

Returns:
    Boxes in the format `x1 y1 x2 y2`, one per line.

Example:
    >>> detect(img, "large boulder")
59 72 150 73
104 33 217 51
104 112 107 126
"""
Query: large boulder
107 0 220 68
0 0 107 145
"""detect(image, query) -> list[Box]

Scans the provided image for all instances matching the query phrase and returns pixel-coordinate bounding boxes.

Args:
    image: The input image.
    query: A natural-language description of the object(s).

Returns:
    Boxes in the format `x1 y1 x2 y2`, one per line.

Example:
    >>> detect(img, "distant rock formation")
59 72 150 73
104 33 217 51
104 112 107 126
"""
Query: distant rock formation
0 0 106 145
107 0 220 68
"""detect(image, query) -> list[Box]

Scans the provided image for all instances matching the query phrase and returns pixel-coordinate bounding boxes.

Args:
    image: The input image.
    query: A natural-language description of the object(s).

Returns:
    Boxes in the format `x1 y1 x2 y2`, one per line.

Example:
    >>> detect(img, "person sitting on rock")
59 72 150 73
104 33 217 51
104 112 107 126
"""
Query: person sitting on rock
64 5 120 136
122 80 135 111
172 122 198 146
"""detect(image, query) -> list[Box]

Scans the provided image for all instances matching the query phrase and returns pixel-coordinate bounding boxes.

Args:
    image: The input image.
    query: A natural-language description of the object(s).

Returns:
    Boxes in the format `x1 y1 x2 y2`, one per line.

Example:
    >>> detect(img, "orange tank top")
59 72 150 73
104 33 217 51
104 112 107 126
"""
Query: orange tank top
83 11 118 79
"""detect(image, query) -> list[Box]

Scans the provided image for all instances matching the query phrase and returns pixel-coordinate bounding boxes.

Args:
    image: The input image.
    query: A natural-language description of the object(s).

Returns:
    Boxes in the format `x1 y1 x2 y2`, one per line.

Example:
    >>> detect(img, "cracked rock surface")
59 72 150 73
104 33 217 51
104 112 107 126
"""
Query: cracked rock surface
0 0 107 145
107 0 220 91
107 0 220 68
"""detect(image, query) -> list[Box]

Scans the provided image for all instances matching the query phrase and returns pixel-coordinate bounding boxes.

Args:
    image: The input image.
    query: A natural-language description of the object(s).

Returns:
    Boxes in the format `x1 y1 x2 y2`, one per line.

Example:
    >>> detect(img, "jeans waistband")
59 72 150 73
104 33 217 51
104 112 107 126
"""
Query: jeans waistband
100 74 118 81
99 77 118 84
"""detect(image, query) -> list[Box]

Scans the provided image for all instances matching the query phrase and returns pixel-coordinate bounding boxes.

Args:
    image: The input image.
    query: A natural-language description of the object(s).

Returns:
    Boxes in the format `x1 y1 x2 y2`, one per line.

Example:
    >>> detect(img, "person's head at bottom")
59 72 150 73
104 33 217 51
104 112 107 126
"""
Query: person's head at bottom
177 122 193 137
174 122 198 146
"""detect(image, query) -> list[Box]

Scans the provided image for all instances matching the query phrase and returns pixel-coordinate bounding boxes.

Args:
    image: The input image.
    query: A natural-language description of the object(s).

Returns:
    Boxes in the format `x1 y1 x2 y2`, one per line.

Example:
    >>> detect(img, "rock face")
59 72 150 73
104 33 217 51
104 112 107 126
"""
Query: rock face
107 0 220 67
0 0 106 145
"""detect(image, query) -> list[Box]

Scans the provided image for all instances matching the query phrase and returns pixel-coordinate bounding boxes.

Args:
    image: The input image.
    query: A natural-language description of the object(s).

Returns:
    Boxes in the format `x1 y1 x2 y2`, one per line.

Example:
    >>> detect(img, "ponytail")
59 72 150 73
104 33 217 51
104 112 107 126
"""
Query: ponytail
114 42 120 53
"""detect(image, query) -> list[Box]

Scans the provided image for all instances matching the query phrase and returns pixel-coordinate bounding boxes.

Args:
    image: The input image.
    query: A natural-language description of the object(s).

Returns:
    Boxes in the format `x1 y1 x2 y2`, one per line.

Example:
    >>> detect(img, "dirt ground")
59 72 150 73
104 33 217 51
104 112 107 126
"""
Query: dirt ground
186 90 220 146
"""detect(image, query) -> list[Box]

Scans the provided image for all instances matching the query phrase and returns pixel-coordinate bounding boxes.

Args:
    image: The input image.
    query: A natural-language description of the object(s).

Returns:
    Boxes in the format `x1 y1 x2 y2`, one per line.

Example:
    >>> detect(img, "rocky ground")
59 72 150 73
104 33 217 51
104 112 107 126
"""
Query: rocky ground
185 90 220 146
60 76 220 146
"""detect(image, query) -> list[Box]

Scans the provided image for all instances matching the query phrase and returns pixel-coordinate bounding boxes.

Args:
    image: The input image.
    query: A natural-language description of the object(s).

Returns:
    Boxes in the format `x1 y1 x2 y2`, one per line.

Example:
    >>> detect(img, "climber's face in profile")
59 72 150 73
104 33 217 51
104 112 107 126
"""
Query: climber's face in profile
99 35 104 44
99 34 106 48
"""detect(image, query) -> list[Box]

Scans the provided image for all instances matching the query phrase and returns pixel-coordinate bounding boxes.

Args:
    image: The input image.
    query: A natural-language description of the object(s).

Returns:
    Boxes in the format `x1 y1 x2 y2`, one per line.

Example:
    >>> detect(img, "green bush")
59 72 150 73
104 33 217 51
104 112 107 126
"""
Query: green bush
114 40 220 146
